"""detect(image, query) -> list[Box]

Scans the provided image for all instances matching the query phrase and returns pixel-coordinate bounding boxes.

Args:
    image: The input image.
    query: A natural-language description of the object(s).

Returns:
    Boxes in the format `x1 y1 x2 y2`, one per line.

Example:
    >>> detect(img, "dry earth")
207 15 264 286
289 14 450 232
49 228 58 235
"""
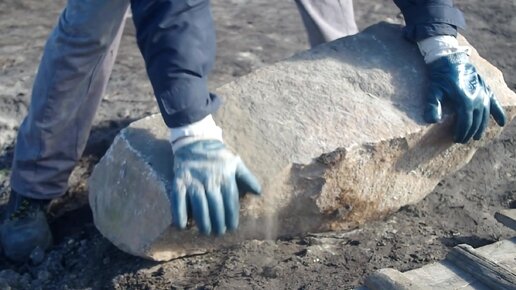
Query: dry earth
0 0 515 289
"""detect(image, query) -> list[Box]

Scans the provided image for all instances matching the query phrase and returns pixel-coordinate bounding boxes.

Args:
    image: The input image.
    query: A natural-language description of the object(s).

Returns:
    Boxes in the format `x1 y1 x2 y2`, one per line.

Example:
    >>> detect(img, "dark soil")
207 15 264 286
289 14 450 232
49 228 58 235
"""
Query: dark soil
0 0 515 289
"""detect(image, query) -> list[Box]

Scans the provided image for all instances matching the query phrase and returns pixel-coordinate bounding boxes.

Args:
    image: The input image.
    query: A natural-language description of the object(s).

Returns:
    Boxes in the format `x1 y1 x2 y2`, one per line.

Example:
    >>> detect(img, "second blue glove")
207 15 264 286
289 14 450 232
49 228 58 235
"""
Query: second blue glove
424 52 506 143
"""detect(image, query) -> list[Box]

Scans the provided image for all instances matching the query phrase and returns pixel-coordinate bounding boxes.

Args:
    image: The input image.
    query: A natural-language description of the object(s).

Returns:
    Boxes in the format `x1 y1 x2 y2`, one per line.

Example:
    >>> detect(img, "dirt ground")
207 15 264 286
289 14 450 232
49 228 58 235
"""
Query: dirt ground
0 0 515 289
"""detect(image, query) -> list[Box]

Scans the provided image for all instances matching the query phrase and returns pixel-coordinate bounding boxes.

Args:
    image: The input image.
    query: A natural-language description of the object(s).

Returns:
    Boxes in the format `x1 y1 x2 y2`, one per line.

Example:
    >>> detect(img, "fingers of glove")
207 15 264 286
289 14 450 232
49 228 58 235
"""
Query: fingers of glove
454 109 473 144
489 93 507 127
424 85 444 124
222 178 240 231
463 108 483 143
188 184 211 235
171 179 188 230
474 107 490 140
235 161 262 196
205 185 226 236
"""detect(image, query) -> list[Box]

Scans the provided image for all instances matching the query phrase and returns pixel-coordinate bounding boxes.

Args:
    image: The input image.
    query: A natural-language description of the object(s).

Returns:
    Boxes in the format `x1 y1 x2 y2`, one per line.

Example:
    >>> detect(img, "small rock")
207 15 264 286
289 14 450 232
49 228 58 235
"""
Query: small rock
37 270 51 283
0 270 21 286
103 257 110 265
30 247 46 265
348 240 360 246
43 251 64 274
294 249 308 257
242 268 252 277
261 266 279 279
0 278 11 290
19 274 31 289
31 279 42 289
304 237 323 246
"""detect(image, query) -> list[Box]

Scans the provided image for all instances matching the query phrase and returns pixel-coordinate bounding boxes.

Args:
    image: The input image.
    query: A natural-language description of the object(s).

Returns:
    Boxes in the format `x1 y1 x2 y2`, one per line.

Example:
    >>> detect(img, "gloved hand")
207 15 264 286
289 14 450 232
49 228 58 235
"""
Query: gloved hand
424 52 506 143
418 36 506 143
170 139 261 236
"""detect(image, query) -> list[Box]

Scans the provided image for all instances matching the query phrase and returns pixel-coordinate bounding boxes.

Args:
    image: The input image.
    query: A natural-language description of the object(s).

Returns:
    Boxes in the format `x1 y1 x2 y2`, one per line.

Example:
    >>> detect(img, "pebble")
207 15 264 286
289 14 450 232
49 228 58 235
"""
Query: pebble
0 278 10 290
37 270 51 282
43 251 64 273
0 270 20 284
295 249 308 257
0 270 30 289
30 247 46 265
304 237 323 246
20 274 31 287
31 282 44 290
348 240 360 246
261 266 279 279
242 268 252 277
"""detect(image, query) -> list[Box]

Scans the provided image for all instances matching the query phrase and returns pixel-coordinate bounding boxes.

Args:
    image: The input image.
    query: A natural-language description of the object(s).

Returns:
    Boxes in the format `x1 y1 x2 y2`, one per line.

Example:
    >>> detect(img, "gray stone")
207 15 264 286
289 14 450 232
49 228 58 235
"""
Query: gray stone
88 22 516 261
0 278 11 290
30 246 45 265
0 115 21 154
0 270 23 289
36 270 51 283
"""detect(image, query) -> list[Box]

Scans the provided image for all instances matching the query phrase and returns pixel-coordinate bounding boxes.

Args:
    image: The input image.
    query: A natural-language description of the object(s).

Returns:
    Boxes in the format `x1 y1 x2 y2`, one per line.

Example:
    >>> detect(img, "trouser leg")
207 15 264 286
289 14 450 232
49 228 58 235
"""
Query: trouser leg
295 0 358 47
130 0 219 128
11 0 130 199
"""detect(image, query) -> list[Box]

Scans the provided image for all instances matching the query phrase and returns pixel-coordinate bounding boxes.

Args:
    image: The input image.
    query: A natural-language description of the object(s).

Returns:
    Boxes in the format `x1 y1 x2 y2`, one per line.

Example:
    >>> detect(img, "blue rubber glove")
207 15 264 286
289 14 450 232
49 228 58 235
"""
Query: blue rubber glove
170 140 261 236
425 52 506 143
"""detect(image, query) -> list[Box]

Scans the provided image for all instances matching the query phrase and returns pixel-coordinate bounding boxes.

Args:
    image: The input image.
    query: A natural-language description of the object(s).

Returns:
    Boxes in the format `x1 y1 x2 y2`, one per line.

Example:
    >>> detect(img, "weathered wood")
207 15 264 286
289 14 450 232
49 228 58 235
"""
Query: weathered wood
495 209 516 231
403 261 488 289
446 244 516 290
475 238 516 272
360 238 516 290
365 268 429 290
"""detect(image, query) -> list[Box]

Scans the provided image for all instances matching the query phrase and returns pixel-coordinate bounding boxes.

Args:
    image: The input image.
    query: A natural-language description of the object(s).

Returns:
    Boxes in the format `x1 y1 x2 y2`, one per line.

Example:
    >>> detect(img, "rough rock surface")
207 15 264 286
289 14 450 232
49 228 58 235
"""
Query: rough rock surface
89 22 516 261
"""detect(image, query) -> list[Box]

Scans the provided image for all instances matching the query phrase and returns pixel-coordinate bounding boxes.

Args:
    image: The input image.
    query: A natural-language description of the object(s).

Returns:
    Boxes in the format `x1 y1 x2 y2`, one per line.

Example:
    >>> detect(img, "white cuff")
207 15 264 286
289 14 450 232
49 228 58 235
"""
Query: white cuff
417 35 470 64
169 114 223 152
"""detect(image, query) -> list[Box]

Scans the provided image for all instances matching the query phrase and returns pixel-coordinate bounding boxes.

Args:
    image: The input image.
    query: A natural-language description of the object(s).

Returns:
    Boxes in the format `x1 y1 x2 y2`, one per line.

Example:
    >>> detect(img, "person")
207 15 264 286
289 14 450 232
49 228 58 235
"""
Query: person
0 0 506 263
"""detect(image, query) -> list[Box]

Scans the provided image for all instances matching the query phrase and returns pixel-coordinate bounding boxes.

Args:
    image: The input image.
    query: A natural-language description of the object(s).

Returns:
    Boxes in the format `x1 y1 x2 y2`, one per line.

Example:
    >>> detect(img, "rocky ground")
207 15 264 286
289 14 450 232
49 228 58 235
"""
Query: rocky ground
0 0 515 289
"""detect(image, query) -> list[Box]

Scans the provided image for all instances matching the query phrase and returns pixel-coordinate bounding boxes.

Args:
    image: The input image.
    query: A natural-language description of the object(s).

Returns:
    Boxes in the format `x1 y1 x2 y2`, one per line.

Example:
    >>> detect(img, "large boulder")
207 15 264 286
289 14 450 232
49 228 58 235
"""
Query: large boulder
88 22 516 261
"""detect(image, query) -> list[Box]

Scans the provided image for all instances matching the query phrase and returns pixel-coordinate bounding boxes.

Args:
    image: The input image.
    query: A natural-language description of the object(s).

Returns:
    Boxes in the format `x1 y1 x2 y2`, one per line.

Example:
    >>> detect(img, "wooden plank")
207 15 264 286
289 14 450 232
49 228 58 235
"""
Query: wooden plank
475 238 516 271
365 268 430 290
404 261 490 290
446 244 516 290
495 209 516 231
